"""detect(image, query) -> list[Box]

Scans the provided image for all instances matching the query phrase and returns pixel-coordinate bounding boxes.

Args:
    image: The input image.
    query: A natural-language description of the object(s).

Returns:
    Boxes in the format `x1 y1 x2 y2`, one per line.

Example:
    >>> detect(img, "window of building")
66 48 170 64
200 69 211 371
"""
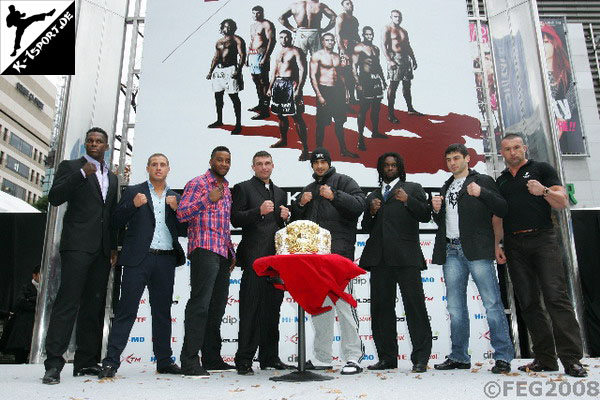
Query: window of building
9 132 33 158
27 191 31 203
36 172 40 185
6 155 30 179
34 149 38 160
0 151 3 165
30 169 35 181
33 194 37 203
2 128 7 141
2 178 27 200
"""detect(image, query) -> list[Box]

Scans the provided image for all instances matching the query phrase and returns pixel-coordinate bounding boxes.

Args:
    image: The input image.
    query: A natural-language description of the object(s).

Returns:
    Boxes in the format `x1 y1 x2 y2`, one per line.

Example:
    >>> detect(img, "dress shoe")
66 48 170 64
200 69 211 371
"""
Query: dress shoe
367 360 397 370
260 359 294 370
434 357 470 370
181 365 210 376
564 363 587 377
157 363 182 375
412 363 428 373
341 360 362 375
270 139 288 148
203 361 235 371
231 125 242 135
407 109 424 116
517 359 558 373
236 365 254 375
42 368 60 385
207 121 223 128
251 111 270 120
491 360 511 374
304 360 332 370
98 365 117 379
248 104 262 112
73 364 102 376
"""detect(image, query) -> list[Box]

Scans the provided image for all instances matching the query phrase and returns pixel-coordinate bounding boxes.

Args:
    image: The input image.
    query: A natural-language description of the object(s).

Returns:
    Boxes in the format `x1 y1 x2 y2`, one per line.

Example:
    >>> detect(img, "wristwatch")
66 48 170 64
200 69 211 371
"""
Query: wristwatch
543 187 550 197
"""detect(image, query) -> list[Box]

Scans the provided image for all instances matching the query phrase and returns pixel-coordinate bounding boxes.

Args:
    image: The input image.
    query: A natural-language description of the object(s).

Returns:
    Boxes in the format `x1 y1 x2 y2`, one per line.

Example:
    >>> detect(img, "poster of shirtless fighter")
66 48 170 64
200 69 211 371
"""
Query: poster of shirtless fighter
133 0 484 189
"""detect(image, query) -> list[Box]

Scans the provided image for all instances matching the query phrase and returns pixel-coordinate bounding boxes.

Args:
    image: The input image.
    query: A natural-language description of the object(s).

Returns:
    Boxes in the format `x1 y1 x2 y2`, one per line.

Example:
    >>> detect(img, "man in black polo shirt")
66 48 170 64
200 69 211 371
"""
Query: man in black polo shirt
493 133 586 378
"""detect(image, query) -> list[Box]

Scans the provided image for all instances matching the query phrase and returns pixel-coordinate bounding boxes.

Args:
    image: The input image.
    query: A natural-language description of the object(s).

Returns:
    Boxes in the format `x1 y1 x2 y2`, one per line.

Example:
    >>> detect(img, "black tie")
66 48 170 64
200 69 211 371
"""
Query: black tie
383 184 391 201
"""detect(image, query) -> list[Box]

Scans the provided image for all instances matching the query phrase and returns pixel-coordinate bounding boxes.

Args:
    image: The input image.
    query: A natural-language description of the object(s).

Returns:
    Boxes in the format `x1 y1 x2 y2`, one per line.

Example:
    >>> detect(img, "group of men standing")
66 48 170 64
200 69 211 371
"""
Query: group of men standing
40 124 588 384
207 1 423 160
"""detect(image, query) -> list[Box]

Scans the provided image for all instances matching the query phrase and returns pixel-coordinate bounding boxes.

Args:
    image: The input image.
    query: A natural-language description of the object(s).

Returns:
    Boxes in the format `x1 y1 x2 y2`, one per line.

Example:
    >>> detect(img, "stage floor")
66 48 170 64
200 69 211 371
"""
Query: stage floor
1 358 599 399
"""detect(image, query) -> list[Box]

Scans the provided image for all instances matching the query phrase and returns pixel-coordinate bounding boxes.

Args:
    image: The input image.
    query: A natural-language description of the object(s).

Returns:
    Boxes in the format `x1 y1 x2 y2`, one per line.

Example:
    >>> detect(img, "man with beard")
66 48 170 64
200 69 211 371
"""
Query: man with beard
232 151 293 375
177 147 236 376
267 30 309 161
493 134 586 377
360 152 432 373
279 0 336 58
335 0 360 106
382 10 421 123
352 26 388 151
291 147 365 375
310 33 358 158
207 19 246 135
247 6 276 120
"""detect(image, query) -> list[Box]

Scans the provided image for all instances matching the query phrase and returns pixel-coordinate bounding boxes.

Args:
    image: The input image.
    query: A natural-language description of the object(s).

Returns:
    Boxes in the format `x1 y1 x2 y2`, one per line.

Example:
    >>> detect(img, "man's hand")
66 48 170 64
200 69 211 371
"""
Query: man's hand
370 198 382 215
466 182 481 197
300 192 312 206
280 205 290 220
133 193 148 208
229 257 236 273
495 245 507 264
166 195 178 211
394 188 408 202
209 184 224 202
110 250 118 267
526 179 545 196
431 195 443 212
260 200 275 215
82 162 97 176
317 94 326 106
206 72 212 80
319 184 334 200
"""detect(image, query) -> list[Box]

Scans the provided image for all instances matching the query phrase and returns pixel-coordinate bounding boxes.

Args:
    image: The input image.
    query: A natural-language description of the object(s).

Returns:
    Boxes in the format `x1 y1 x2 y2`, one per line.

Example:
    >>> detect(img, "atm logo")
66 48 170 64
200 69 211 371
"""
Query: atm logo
122 354 141 364
479 330 491 341
226 296 239 306
285 334 299 344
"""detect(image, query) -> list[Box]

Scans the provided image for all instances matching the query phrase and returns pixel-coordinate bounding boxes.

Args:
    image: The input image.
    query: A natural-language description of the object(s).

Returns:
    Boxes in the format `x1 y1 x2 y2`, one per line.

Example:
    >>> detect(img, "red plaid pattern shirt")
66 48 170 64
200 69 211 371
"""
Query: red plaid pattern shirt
177 169 235 258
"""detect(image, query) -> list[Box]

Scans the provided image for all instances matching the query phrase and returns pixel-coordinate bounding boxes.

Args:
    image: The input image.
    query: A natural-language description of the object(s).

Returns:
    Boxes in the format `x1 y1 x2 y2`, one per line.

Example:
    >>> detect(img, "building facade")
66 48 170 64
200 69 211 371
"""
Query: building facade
0 76 56 205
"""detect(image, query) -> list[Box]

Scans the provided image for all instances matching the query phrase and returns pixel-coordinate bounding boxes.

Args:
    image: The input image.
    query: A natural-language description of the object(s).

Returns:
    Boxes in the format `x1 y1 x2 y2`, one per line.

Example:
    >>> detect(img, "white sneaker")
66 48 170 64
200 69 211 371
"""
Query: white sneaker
341 360 363 375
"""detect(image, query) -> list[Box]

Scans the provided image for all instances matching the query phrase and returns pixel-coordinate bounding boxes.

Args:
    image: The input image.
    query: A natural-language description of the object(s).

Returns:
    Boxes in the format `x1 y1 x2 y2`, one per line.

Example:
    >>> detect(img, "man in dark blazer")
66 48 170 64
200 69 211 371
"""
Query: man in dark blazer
360 151 432 373
431 143 513 374
98 153 187 378
231 151 292 375
43 127 118 384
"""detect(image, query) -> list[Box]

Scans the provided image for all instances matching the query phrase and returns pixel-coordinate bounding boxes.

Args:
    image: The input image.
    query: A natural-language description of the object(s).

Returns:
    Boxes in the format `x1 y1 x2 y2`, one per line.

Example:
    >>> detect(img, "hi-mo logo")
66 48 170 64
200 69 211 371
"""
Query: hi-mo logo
129 336 145 343
226 296 239 306
122 354 141 364
285 334 299 344
474 313 487 320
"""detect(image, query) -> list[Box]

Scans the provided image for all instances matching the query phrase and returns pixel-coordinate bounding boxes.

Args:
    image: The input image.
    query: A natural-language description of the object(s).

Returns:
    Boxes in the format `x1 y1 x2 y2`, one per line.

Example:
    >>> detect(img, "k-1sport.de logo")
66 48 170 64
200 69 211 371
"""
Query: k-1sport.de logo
0 1 74 74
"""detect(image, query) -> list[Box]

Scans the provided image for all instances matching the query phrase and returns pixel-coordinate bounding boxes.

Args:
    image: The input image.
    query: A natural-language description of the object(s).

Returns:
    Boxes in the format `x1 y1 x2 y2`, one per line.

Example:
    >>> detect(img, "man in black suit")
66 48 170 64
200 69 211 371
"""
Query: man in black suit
98 153 187 378
43 127 118 384
231 150 292 375
360 152 432 373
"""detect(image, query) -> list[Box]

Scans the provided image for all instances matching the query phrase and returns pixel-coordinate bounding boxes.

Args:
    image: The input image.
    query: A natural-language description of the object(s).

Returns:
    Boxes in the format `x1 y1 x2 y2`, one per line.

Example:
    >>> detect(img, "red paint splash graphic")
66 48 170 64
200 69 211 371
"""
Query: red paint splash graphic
218 95 483 174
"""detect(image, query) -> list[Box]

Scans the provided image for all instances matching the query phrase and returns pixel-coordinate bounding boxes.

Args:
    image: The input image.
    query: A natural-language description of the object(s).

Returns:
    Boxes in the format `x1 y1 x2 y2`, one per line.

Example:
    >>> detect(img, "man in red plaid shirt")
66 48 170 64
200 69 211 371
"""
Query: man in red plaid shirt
177 146 236 376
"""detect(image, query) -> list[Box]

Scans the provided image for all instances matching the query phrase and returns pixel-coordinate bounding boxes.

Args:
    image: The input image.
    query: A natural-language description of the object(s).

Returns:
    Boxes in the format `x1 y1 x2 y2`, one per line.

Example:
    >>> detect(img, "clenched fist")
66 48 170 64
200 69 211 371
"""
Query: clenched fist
394 188 408 202
466 182 481 197
431 195 443 212
260 200 275 215
319 184 334 200
166 195 178 211
280 205 290 220
133 193 147 208
526 179 545 196
300 191 312 206
82 162 97 176
209 184 224 202
370 198 382 215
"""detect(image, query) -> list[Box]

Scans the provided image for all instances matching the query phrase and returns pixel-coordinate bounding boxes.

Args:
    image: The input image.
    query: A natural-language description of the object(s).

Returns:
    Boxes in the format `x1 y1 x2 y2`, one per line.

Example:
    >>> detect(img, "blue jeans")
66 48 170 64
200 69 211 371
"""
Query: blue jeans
443 242 514 363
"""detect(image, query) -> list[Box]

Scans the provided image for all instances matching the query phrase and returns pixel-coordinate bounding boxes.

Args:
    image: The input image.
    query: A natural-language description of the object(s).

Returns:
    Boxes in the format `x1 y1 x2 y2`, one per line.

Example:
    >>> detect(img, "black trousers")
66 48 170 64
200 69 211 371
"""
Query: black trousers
370 265 432 366
234 267 284 367
44 249 111 371
504 229 583 366
180 247 231 368
103 253 176 370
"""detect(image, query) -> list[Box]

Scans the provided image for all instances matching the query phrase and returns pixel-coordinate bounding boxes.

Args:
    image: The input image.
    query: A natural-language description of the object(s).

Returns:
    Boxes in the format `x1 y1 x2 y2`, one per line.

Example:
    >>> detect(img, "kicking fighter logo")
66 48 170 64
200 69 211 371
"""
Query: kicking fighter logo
1 0 74 74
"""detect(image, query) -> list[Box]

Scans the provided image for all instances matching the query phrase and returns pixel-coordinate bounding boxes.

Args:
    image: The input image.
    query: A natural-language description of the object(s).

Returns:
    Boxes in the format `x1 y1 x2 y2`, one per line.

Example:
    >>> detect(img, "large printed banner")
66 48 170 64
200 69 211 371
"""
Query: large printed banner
540 18 586 155
125 0 496 367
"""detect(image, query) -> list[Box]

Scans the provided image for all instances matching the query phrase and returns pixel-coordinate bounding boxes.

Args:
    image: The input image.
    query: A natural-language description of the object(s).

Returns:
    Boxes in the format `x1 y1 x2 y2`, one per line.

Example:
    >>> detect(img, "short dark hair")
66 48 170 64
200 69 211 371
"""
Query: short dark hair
341 0 352 5
280 29 292 39
220 19 237 34
252 150 272 164
252 5 264 13
363 26 374 35
85 127 108 143
444 143 469 157
502 133 525 143
211 146 231 158
376 152 406 185
391 9 402 16
147 153 169 166
321 32 335 41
